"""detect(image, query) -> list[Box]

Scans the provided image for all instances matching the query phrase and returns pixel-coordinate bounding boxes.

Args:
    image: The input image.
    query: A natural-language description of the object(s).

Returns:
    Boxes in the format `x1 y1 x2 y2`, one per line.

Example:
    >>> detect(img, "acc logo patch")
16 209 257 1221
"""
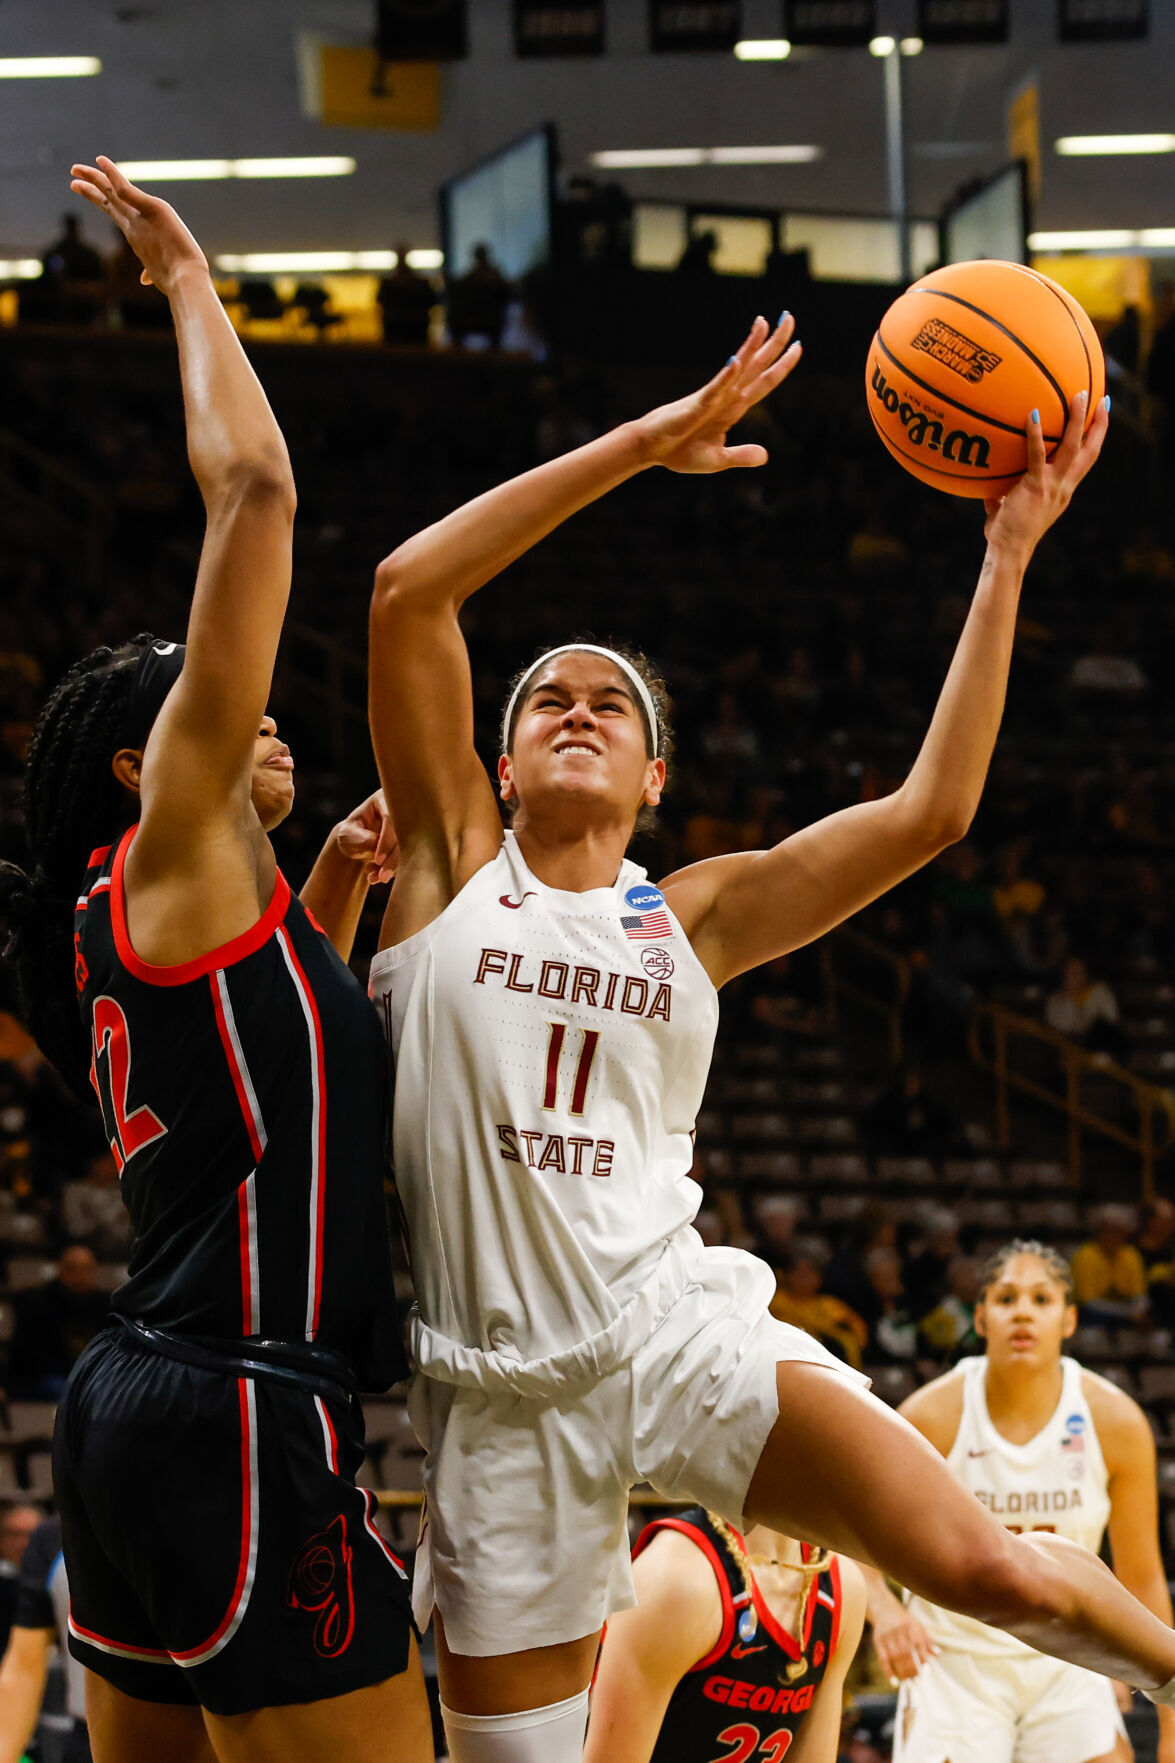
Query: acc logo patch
641 947 674 980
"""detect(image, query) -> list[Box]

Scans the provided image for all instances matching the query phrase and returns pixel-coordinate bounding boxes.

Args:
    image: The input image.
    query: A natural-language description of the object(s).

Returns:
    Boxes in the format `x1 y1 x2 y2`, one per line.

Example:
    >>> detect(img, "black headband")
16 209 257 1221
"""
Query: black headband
121 637 186 750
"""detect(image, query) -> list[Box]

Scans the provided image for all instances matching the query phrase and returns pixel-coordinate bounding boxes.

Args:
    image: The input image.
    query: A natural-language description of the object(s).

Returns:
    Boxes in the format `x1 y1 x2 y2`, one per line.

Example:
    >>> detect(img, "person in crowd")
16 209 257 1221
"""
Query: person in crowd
753 1193 801 1270
991 843 1047 969
824 1204 899 1319
25 215 105 324
60 1150 133 1262
0 1510 90 1763
904 1208 962 1319
377 246 436 348
862 1068 956 1159
446 242 512 348
860 1246 917 1364
917 1255 982 1362
0 1506 43 1658
1071 1205 1149 1327
769 1239 869 1370
585 1504 865 1763
7 1246 109 1400
863 1240 1175 1763
1046 957 1125 1056
1137 1199 1175 1332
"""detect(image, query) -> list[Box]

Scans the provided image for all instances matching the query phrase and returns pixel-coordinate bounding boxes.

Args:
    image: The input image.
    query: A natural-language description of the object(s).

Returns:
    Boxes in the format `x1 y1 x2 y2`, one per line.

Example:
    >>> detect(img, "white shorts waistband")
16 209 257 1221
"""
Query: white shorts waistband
409 1232 699 1400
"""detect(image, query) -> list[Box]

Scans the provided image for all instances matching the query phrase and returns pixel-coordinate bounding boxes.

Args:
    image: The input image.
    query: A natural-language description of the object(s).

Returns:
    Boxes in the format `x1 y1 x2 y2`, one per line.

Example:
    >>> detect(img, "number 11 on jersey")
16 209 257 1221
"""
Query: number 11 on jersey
542 1024 599 1115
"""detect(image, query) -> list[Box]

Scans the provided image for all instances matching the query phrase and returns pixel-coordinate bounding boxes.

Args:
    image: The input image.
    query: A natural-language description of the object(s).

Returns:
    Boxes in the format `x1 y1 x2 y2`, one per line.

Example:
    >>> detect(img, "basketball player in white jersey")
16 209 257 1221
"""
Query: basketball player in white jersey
365 315 1175 1763
864 1240 1175 1763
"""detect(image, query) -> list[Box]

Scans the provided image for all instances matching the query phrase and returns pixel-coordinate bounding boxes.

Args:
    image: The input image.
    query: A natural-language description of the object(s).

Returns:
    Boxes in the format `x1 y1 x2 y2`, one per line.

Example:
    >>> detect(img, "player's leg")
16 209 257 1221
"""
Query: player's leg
745 1363 1175 1688
203 1639 434 1763
85 1673 218 1763
434 1620 598 1763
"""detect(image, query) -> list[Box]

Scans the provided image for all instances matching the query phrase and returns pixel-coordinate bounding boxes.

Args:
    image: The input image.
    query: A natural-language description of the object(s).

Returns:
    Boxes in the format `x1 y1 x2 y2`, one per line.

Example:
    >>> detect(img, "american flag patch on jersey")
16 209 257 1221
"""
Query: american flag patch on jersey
621 911 673 941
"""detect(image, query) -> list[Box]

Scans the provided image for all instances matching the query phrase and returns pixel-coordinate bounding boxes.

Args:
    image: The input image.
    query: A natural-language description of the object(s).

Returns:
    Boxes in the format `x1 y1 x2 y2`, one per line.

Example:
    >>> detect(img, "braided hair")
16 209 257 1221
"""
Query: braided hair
977 1238 1075 1306
706 1512 832 1679
0 636 152 1100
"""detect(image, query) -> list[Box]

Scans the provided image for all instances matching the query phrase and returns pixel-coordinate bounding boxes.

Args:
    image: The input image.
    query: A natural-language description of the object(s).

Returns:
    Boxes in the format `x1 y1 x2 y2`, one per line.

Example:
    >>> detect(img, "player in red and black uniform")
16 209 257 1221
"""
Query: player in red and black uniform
586 1508 865 1763
0 160 431 1762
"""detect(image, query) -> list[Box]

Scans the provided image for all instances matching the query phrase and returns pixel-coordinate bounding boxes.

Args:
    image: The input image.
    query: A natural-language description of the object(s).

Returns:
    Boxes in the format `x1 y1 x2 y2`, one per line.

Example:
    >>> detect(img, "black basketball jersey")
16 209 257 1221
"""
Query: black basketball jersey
635 1509 841 1763
73 826 404 1389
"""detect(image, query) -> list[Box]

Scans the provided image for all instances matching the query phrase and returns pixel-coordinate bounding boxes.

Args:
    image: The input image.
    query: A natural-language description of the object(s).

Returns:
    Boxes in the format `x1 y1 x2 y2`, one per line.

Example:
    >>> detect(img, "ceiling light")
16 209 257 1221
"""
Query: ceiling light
869 35 896 55
1055 134 1175 156
1029 229 1139 250
0 56 101 77
406 249 444 270
733 39 791 59
119 157 355 182
0 260 42 279
900 36 924 54
591 149 706 168
1139 229 1175 248
590 146 820 169
216 251 399 273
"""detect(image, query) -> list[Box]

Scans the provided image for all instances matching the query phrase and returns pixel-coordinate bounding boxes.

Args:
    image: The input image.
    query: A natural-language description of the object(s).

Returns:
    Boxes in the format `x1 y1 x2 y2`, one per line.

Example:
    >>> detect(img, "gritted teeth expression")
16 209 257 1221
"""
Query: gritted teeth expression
501 655 661 808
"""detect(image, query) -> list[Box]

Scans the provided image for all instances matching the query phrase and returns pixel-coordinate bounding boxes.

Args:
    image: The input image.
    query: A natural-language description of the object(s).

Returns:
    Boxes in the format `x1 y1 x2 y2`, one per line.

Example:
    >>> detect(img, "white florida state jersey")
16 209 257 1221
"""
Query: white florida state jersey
908 1355 1111 1659
369 831 719 1376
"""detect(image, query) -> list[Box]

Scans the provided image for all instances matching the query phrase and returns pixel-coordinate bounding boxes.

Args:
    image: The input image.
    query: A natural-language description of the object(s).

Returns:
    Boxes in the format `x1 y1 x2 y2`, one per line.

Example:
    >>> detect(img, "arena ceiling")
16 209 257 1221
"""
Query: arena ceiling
0 0 1170 262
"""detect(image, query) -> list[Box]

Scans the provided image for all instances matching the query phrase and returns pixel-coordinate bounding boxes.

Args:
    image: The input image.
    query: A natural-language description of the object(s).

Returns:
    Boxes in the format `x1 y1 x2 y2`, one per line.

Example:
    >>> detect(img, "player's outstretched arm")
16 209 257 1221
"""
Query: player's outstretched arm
1091 1376 1175 1761
584 1530 724 1763
664 394 1109 987
789 1559 867 1763
70 158 295 861
0 1625 53 1763
367 315 800 935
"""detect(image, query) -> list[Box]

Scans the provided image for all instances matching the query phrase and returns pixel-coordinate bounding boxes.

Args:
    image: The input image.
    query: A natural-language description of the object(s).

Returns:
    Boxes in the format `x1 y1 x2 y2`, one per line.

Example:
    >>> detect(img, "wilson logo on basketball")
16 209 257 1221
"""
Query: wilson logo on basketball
286 1514 356 1658
911 316 1002 384
869 367 991 469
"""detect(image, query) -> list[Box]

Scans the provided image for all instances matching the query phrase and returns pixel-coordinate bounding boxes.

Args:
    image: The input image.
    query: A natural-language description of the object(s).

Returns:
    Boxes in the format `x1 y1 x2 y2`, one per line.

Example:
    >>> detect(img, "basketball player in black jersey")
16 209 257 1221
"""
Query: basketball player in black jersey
0 161 431 1762
587 1509 864 1763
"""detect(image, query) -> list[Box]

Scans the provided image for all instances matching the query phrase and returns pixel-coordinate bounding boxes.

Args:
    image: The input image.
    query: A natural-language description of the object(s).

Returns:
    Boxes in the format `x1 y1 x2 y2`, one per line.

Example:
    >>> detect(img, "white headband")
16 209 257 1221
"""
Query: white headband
501 644 659 758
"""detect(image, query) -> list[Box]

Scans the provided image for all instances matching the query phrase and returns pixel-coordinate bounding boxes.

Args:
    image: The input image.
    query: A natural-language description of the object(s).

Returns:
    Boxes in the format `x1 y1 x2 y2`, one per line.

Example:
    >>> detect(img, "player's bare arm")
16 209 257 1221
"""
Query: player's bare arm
789 1558 866 1763
662 394 1109 987
368 314 800 949
0 1625 53 1763
1087 1373 1175 1759
70 157 296 961
299 790 397 962
584 1529 726 1763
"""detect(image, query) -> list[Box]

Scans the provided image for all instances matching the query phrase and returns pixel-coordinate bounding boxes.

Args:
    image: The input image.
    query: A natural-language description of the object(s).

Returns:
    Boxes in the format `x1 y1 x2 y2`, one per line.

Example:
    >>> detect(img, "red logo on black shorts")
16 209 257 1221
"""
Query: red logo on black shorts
287 1514 355 1657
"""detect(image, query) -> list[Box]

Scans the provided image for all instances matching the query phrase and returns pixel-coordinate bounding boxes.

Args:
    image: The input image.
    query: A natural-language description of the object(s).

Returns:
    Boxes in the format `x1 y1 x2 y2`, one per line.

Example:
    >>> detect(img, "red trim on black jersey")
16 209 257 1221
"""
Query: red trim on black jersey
110 826 291 988
169 1379 258 1664
275 927 328 1341
633 1517 737 1673
210 972 266 1164
87 846 112 869
827 1555 842 1658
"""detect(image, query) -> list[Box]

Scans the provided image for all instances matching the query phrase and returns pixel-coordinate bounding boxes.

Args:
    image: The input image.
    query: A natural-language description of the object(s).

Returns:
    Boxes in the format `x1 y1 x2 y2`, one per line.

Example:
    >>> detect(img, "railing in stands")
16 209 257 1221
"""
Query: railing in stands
968 1002 1175 1200
822 927 911 1065
0 427 111 587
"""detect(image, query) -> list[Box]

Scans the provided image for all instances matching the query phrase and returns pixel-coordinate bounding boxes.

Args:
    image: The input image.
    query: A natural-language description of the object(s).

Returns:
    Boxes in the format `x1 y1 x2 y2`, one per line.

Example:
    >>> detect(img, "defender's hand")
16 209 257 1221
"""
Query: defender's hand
69 156 208 295
336 790 398 884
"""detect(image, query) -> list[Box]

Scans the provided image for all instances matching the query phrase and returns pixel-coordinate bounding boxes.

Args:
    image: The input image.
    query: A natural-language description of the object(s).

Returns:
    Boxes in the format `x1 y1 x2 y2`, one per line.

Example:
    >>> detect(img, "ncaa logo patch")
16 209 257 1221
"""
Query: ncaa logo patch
641 947 674 980
1065 1414 1085 1434
625 884 666 913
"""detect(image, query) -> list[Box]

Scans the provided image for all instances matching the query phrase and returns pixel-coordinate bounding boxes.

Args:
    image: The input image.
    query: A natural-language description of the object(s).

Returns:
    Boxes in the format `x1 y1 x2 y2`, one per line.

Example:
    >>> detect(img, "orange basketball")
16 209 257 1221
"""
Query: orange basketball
865 260 1104 498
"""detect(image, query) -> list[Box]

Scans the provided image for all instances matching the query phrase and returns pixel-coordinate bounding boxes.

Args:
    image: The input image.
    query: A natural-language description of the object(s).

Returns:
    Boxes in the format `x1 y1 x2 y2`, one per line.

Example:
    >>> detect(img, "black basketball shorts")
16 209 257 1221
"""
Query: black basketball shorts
53 1325 415 1716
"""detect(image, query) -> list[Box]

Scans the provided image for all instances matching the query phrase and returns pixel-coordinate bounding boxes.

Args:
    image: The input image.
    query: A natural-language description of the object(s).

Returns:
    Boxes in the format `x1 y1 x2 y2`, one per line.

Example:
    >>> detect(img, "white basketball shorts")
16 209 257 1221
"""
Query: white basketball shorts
893 1645 1126 1763
407 1242 868 1656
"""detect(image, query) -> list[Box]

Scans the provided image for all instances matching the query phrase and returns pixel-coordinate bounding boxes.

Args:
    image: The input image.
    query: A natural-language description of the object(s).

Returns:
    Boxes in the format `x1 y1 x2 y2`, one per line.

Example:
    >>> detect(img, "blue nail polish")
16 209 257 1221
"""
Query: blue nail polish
727 355 737 366
777 310 790 327
1104 394 1111 413
1030 409 1040 424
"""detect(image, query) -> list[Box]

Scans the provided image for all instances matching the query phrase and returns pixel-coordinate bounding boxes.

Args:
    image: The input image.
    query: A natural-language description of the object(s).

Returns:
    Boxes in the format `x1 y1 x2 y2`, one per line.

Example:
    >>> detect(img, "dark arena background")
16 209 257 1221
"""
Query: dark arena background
1 1 1174 1758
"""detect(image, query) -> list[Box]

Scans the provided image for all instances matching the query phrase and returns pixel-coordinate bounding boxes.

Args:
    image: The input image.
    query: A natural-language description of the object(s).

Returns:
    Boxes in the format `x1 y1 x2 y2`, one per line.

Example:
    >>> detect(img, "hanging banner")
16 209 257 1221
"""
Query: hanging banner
514 1 605 55
1058 0 1147 40
376 0 467 60
784 0 876 47
649 2 743 51
919 0 1008 43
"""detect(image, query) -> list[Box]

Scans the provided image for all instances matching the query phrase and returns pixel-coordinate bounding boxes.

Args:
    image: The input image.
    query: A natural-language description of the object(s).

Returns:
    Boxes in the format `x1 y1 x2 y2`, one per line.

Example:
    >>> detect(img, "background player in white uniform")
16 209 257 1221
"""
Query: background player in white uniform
366 315 1175 1763
864 1240 1175 1763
